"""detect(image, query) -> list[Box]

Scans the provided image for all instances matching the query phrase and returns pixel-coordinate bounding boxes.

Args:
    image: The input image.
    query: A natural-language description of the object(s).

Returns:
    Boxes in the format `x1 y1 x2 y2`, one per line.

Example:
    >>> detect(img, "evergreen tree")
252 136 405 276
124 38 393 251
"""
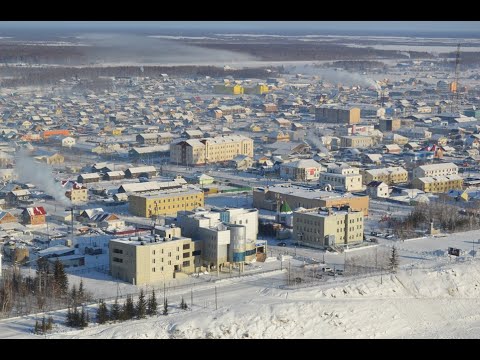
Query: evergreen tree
47 316 53 331
34 320 39 334
66 307 73 327
147 290 157 316
163 298 168 316
41 316 46 334
136 290 147 319
180 297 188 310
53 259 69 296
125 295 135 319
80 306 87 328
389 246 400 273
110 297 120 321
78 279 85 302
70 285 78 307
97 300 109 324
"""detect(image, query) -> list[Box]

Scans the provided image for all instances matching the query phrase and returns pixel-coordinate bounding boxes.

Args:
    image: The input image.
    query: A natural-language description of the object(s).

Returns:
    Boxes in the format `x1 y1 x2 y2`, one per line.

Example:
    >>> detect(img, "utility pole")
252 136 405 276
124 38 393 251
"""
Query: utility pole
214 286 217 310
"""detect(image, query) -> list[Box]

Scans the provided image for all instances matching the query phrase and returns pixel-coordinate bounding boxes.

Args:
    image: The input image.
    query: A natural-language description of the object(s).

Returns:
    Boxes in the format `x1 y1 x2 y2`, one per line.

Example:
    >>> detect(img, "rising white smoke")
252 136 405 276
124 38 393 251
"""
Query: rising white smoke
306 133 330 155
15 151 71 206
287 64 380 90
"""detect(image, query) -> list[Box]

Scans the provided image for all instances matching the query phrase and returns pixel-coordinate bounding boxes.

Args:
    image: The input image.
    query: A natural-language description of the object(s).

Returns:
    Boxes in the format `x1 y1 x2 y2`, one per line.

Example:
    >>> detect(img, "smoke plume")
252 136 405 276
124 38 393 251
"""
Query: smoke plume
306 133 330 155
15 151 71 206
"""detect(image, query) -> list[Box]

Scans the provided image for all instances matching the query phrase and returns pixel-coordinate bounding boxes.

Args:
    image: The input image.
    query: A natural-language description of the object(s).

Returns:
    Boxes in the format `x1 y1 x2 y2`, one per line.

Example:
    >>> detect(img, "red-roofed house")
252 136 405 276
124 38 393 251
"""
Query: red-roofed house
22 206 47 225
62 180 88 204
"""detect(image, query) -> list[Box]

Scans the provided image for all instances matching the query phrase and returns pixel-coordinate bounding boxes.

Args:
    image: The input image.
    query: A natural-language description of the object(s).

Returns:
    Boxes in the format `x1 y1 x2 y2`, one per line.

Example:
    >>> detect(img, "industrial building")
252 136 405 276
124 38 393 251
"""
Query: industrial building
170 134 254 166
128 187 204 218
379 118 402 132
315 105 360 124
177 207 263 272
339 135 374 148
253 184 369 216
293 207 364 249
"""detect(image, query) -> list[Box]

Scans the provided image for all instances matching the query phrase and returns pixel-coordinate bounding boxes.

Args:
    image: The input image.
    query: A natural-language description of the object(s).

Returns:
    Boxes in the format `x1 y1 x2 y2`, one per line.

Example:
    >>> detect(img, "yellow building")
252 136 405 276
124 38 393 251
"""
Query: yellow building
412 175 463 193
128 188 205 218
340 135 374 148
293 207 364 248
213 84 244 95
170 134 254 166
112 128 123 136
363 167 408 185
244 83 269 95
109 234 199 285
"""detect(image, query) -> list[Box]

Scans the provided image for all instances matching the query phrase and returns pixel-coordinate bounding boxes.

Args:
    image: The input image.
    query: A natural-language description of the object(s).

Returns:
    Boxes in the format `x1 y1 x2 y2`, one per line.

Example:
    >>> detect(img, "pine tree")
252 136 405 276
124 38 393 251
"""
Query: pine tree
47 316 53 331
41 316 46 334
53 259 69 296
136 290 147 319
78 279 85 302
147 290 157 316
111 297 120 321
66 307 73 327
163 298 168 316
34 320 39 334
389 246 400 273
70 285 78 307
80 306 87 328
97 300 109 324
126 295 135 319
180 297 188 310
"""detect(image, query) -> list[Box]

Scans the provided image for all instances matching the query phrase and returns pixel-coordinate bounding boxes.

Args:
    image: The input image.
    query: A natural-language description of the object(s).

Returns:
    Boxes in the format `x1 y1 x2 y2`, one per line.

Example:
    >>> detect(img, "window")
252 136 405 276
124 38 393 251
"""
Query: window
168 260 172 265
176 255 180 260
183 260 190 267
183 252 190 258
183 244 190 250
113 248 123 254
113 257 123 263
153 259 156 263
152 267 156 272
152 250 156 255
168 252 171 257
192 250 201 256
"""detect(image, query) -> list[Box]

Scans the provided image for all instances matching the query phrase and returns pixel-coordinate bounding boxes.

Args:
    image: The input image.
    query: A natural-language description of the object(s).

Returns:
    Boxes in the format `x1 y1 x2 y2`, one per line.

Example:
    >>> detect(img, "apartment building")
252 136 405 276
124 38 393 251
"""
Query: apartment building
128 187 204 218
279 159 324 182
253 184 370 216
379 118 401 132
109 234 198 285
170 134 254 166
319 166 363 192
293 207 364 249
315 105 360 125
412 175 464 193
412 163 458 179
340 135 374 148
363 167 408 185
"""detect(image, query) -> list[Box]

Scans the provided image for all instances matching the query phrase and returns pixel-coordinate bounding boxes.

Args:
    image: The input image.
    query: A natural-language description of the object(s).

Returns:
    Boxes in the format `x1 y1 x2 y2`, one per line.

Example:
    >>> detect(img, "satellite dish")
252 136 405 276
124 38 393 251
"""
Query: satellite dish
324 184 333 192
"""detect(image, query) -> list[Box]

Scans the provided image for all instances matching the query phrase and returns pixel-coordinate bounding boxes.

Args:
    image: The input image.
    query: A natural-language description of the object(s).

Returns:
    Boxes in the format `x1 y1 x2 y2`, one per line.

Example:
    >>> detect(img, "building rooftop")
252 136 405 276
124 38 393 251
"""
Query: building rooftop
255 184 361 200
111 235 190 247
129 187 202 200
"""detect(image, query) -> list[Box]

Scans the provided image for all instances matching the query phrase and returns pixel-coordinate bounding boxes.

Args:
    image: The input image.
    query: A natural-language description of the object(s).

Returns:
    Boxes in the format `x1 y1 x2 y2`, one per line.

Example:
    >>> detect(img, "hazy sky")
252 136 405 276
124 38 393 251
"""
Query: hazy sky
0 21 478 37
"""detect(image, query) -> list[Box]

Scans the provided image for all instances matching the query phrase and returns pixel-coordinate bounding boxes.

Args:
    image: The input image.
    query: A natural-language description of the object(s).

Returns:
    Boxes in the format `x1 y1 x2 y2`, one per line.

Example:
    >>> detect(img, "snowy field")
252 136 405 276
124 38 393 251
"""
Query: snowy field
3 258 480 338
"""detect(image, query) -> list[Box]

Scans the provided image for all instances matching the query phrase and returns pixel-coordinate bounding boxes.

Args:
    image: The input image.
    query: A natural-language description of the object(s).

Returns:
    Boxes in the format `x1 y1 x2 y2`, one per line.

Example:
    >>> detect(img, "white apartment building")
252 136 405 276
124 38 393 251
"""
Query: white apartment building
413 163 458 179
319 164 363 192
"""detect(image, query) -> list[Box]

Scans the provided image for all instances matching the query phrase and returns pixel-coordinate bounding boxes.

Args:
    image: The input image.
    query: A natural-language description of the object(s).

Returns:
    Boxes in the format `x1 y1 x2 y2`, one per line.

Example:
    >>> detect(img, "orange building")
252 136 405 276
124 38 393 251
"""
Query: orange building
22 207 47 225
42 130 71 139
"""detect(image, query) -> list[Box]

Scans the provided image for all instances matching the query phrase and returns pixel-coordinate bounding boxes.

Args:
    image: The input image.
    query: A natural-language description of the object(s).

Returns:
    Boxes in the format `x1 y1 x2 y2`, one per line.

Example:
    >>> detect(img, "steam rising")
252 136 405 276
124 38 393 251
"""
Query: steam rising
287 64 380 90
306 133 330 155
15 151 71 206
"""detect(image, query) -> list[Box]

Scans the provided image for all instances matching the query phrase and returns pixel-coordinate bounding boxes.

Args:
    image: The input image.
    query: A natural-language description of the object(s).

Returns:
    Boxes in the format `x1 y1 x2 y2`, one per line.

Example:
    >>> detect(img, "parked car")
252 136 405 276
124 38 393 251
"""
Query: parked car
278 242 287 247
370 231 378 236
385 234 395 239
335 269 344 275
322 266 333 272
294 277 303 283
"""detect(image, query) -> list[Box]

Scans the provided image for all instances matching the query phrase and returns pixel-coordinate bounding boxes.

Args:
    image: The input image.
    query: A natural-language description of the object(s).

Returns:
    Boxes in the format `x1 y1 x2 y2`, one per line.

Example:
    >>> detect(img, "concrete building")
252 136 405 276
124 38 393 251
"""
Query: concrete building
412 163 458 179
279 159 323 182
170 134 254 166
109 234 198 285
412 175 464 193
253 184 369 216
319 165 363 192
125 166 157 179
363 167 408 185
315 105 360 124
340 135 374 148
293 207 364 249
128 187 204 218
379 118 401 132
213 84 244 95
176 207 261 272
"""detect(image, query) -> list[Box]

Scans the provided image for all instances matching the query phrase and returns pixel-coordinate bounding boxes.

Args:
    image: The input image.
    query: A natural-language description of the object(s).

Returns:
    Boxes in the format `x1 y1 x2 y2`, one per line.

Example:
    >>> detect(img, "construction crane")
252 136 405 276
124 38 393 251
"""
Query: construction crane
450 43 462 114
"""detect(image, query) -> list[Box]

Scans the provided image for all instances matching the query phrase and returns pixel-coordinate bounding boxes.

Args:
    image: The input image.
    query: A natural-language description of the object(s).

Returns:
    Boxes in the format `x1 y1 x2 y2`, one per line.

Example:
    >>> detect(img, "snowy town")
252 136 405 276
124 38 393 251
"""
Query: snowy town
1 21 480 339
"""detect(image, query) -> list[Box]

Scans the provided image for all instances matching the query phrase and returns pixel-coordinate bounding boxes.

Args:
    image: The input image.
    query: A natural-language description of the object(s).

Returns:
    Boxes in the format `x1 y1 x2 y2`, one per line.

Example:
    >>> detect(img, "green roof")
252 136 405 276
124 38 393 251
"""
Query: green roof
280 201 292 213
